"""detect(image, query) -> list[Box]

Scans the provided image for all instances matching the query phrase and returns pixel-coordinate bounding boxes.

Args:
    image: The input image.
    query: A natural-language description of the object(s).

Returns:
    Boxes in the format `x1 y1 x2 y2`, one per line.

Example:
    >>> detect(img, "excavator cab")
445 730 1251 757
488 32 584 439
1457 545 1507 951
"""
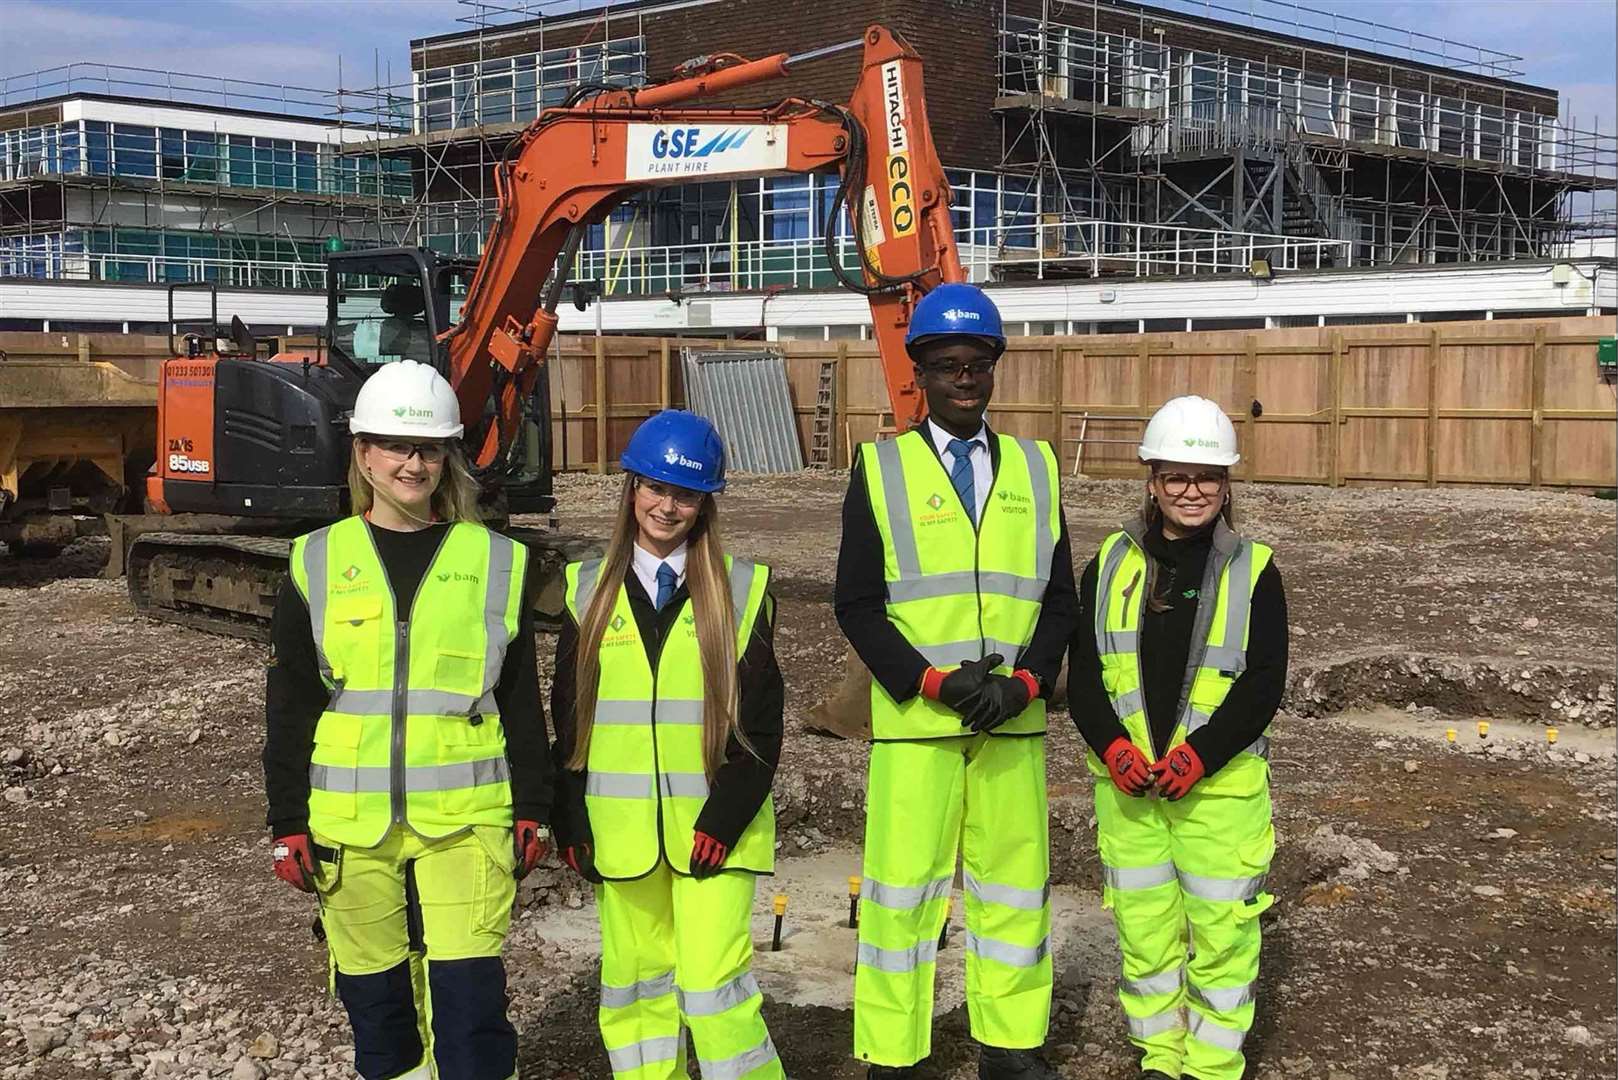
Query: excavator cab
326 248 472 374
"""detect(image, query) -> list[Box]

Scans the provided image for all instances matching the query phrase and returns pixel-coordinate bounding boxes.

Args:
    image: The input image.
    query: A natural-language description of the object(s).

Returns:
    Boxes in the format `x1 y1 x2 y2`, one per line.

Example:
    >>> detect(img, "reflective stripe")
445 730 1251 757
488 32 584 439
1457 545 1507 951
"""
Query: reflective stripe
600 970 676 1009
1103 862 1178 891
1189 982 1255 1012
480 533 517 698
1184 708 1269 761
1126 1007 1186 1039
964 931 1050 968
916 637 1028 669
574 558 602 618
327 688 490 717
963 871 1050 911
886 569 1049 604
727 559 757 634
656 699 705 726
872 438 920 578
1247 734 1270 759
1216 541 1254 672
678 972 761 1017
594 700 655 726
863 875 952 911
698 1034 779 1080
310 757 509 794
1016 437 1055 583
303 527 334 686
856 939 939 974
1121 965 1187 998
1109 688 1146 720
586 771 651 798
1187 1009 1247 1051
606 1035 684 1074
659 772 709 798
1178 869 1267 902
1094 537 1137 657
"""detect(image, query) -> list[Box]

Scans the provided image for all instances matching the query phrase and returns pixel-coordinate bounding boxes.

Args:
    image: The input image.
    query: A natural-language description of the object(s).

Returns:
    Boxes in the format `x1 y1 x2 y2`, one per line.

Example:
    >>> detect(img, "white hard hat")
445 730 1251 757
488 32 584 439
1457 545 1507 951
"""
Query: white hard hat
1138 395 1240 467
349 360 463 439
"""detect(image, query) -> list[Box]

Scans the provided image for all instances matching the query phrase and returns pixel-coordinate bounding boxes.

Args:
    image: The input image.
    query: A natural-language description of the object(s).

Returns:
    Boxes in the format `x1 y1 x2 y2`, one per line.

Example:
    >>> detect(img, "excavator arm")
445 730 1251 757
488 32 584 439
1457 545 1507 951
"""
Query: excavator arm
444 24 964 474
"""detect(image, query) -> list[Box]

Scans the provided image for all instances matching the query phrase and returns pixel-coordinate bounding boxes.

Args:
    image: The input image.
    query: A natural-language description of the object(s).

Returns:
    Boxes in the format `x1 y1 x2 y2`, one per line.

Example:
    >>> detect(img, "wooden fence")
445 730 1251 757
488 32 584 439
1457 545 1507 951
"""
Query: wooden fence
548 315 1617 488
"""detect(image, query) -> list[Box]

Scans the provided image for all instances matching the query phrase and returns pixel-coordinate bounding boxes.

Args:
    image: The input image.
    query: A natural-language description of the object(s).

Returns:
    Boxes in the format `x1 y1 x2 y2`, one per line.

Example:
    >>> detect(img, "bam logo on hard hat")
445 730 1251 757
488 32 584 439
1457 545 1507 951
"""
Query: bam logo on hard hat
392 405 435 420
943 308 982 322
664 448 705 471
1183 437 1219 448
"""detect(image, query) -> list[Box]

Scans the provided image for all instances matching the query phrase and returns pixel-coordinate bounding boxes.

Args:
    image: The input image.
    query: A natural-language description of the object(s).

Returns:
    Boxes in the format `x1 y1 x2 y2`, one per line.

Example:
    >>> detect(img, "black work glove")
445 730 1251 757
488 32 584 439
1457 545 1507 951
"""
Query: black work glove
960 672 1032 733
562 842 604 884
929 653 1004 714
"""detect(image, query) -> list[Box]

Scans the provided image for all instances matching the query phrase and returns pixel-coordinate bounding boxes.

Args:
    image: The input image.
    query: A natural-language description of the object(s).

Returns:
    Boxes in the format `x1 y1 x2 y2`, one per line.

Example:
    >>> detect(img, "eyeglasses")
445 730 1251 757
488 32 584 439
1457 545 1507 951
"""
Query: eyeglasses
918 358 998 379
370 439 448 463
1156 472 1227 497
634 478 704 508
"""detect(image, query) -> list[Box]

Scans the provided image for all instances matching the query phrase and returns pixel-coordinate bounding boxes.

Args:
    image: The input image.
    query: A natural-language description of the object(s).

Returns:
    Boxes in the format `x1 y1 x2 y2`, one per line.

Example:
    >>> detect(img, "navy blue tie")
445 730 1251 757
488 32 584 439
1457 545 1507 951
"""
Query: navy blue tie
654 561 678 611
947 438 978 526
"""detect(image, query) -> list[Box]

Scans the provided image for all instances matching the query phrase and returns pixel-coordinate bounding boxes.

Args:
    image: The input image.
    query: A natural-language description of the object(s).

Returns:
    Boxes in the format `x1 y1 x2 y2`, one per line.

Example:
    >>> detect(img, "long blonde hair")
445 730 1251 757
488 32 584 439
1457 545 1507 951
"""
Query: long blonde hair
569 475 752 778
348 438 483 524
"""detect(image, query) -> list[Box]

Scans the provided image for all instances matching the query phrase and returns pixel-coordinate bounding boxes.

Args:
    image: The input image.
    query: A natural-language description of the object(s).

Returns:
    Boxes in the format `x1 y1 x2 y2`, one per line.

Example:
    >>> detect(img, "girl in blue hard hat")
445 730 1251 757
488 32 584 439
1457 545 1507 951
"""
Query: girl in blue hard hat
550 409 787 1080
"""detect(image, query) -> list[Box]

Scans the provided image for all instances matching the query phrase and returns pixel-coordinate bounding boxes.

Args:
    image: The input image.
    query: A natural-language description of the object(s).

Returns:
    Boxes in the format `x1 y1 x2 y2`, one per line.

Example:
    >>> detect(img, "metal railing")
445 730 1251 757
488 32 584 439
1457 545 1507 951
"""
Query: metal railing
0 251 328 290
979 219 1351 278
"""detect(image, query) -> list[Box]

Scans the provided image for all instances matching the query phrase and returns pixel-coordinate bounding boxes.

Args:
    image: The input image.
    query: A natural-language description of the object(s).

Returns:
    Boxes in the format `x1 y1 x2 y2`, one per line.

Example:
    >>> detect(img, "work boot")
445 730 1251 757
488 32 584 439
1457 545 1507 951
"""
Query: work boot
868 1066 918 1079
979 1045 1059 1079
1136 1072 1176 1080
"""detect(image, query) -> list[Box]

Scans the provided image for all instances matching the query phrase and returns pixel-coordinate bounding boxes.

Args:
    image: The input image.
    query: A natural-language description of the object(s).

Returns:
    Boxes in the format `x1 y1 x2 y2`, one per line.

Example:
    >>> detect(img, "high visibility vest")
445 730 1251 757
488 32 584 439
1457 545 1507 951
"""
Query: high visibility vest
861 428 1061 740
289 516 528 848
563 556 775 879
1087 520 1274 797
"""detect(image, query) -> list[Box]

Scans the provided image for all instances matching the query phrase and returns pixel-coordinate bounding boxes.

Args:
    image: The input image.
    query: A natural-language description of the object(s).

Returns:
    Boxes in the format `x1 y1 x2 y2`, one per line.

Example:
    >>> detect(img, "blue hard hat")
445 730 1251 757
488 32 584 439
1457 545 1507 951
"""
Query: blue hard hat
905 283 1006 355
620 409 726 493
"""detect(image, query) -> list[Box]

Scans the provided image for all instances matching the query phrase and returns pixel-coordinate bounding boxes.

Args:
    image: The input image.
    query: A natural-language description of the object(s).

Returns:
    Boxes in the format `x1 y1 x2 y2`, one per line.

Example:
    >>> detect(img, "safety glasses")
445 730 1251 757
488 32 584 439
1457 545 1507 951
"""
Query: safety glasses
634 477 704 508
370 439 448 464
918 358 998 379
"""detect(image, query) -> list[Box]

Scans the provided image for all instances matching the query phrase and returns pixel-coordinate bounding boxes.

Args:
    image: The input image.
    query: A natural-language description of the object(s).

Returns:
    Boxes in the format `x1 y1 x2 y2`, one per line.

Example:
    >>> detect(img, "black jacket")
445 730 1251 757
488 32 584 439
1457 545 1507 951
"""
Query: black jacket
1067 517 1288 775
833 421 1079 720
548 563 783 860
263 520 551 838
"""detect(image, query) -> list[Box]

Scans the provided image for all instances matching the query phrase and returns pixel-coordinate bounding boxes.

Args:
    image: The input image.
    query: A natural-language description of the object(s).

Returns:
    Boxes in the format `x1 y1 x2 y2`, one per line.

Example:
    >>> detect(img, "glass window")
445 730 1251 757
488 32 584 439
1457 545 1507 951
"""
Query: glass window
113 124 156 177
185 131 217 181
1300 74 1334 136
1395 92 1424 149
228 136 254 187
764 176 810 241
333 265 435 366
1436 97 1464 156
59 125 80 174
1477 104 1504 162
1348 81 1378 143
295 145 317 192
160 129 186 179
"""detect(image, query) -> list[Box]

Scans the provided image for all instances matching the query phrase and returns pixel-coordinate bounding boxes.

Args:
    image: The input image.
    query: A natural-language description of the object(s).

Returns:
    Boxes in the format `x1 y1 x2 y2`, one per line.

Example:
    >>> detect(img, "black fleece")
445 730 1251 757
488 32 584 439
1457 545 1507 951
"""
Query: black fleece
263 520 551 838
1068 521 1288 775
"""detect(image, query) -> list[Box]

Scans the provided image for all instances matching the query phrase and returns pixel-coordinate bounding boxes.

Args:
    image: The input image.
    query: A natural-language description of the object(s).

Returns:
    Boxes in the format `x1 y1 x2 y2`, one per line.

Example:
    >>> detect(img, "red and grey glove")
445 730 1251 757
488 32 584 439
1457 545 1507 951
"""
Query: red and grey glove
562 842 604 884
513 820 550 880
1150 744 1206 801
272 833 316 893
1104 737 1153 797
689 831 729 879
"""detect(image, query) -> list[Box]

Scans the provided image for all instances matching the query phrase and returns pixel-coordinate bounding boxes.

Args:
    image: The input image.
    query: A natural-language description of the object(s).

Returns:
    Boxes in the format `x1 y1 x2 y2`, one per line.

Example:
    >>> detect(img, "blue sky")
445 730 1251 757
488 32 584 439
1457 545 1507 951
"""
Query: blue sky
1 0 1613 131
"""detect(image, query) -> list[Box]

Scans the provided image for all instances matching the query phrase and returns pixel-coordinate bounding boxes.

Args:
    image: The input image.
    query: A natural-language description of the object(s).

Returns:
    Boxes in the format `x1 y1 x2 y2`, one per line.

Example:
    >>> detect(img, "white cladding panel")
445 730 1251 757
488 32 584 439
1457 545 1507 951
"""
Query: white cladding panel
61 98 369 144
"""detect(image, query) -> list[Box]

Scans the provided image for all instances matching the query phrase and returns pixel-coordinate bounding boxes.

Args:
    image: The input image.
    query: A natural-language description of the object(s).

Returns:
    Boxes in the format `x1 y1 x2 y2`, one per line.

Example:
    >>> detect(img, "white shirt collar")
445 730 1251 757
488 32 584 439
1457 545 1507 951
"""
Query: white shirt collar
632 541 688 601
925 417 989 459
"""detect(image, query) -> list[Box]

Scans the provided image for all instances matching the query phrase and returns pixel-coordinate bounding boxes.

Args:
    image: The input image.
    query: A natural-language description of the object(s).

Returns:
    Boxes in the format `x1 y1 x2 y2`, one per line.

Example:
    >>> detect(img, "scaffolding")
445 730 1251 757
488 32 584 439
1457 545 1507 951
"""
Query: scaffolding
995 0 1618 273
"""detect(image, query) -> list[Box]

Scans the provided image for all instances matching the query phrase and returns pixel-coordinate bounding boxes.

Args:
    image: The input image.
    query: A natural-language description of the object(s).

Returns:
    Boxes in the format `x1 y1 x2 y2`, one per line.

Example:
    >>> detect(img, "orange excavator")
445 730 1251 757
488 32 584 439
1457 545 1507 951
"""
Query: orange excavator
122 24 963 638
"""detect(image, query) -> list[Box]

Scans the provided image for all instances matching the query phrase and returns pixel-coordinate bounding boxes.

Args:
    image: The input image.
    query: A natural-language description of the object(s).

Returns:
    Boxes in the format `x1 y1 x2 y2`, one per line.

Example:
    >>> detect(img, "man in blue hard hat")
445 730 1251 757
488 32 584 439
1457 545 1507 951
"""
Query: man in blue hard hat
836 283 1078 1080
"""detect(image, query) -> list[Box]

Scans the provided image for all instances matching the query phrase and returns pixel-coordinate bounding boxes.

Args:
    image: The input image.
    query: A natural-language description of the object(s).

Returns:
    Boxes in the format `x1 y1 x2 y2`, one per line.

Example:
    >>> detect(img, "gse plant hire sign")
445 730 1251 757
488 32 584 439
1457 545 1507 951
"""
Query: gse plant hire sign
626 124 788 180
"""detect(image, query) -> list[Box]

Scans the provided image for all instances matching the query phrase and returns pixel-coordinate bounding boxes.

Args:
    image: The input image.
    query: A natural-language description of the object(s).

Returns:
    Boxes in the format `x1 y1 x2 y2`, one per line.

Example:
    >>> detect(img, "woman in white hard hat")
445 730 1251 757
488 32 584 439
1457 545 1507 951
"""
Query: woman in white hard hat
551 410 787 1080
264 358 549 1080
1068 395 1288 1080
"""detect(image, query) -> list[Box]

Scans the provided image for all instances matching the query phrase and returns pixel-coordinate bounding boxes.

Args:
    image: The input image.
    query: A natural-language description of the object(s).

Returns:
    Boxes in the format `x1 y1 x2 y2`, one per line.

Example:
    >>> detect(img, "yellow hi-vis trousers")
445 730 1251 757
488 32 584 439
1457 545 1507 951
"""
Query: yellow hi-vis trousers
855 734 1052 1068
1094 783 1274 1080
595 864 784 1080
312 825 519 1080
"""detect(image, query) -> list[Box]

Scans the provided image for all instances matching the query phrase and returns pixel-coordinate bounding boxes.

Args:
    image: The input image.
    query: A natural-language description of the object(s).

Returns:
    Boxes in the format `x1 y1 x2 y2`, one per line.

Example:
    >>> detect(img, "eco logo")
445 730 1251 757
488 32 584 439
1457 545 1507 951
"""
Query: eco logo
341 565 362 582
927 493 946 511
610 614 626 632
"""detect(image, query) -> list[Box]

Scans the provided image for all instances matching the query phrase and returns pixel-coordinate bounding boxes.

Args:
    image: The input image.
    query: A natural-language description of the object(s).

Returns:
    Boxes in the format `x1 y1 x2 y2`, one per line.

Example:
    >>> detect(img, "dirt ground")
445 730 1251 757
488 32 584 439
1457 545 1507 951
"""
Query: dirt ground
1 471 1614 1079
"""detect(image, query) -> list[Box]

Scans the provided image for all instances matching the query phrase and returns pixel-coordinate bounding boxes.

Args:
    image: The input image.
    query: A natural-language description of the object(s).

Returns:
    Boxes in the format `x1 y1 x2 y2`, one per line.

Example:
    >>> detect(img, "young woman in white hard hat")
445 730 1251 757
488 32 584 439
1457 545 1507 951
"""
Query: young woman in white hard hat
264 359 549 1080
551 409 786 1080
1068 395 1288 1080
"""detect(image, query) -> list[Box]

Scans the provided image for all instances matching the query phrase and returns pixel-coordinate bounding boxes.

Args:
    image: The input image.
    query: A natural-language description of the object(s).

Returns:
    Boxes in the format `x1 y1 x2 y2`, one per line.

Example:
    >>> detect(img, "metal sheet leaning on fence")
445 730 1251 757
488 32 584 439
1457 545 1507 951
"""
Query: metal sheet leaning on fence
834 284 1080 1080
264 360 552 1080
1067 394 1290 1080
550 409 787 1080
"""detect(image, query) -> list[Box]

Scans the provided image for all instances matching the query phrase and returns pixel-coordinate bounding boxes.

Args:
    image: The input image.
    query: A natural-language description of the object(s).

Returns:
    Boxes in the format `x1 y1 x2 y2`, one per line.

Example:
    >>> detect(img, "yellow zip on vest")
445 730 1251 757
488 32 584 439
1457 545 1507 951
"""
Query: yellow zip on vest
861 428 1061 740
290 517 527 848
564 555 775 878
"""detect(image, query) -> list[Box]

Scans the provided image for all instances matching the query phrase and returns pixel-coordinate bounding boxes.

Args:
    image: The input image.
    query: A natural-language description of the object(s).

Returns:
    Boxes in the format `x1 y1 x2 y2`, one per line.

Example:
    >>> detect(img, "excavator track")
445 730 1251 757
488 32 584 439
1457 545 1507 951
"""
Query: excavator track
126 528 596 643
